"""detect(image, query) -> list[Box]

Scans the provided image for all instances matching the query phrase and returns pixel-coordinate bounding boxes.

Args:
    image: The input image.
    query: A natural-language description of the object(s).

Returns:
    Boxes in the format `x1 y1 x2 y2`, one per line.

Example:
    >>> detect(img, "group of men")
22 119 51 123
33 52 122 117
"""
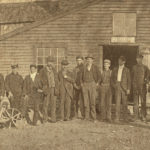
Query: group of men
0 53 149 125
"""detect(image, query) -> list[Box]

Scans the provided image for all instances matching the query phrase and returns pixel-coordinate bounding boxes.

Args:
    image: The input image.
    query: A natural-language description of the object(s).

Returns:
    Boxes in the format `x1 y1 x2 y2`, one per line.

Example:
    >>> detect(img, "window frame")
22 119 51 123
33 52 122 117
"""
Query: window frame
33 42 67 72
113 12 137 37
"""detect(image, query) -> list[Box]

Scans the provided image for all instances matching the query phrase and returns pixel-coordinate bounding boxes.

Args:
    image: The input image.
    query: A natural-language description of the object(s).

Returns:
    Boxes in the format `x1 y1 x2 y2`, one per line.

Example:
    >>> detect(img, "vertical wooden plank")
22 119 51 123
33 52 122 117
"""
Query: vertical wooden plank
99 45 103 72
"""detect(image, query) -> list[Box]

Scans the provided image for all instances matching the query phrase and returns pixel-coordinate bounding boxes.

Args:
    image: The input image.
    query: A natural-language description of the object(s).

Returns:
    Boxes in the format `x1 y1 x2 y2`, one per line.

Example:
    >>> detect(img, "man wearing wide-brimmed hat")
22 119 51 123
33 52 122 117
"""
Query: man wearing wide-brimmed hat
80 54 101 122
5 64 24 110
111 56 131 123
58 59 75 121
132 54 150 122
39 56 59 123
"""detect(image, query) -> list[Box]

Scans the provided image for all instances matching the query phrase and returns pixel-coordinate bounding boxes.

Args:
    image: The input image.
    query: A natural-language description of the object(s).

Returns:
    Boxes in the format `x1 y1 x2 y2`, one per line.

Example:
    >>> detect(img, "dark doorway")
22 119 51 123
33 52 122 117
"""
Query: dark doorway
103 45 138 70
103 45 139 103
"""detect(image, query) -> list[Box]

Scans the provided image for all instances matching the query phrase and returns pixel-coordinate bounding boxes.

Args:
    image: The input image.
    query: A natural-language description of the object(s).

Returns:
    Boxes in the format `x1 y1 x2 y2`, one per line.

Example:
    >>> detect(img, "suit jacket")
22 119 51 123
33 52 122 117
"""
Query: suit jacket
80 64 101 84
58 70 74 99
0 74 4 96
132 64 150 89
111 66 131 92
39 67 59 96
5 72 23 97
23 73 42 97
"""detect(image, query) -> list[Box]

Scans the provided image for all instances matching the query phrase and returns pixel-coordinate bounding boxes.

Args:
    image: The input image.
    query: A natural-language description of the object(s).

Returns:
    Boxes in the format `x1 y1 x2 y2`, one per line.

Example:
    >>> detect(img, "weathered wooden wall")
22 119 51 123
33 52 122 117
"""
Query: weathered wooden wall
0 0 150 77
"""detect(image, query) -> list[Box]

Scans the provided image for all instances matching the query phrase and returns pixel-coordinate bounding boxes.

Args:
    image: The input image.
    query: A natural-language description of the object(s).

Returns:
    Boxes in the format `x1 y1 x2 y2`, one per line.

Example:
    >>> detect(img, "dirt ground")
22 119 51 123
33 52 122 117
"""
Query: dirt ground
0 119 150 150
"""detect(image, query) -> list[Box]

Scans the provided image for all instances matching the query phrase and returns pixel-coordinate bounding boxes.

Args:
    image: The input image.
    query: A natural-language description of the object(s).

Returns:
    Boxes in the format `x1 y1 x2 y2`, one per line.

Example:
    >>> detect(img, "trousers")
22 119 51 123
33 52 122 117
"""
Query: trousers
60 88 71 120
72 89 84 118
115 82 128 120
82 81 97 120
43 88 56 122
100 85 112 120
133 87 146 119
21 94 41 125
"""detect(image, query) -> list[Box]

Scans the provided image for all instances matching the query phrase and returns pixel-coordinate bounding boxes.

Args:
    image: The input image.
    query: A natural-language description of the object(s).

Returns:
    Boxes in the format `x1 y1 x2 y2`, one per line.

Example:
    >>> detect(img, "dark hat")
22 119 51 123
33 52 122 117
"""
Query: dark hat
85 54 94 59
76 55 84 60
136 54 143 59
11 64 18 69
104 59 111 64
30 64 37 68
119 56 126 62
61 60 69 65
47 56 55 62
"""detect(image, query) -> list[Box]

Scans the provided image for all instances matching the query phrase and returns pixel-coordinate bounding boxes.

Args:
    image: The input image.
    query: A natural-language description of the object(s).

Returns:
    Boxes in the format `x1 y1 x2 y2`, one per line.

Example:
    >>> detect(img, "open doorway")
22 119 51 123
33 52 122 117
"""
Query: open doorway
103 45 139 103
103 45 138 70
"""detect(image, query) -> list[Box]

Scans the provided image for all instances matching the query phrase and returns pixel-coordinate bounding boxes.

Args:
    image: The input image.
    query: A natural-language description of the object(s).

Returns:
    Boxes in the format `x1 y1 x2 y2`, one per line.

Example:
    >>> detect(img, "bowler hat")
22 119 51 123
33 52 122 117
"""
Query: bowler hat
85 54 94 59
136 54 143 59
30 64 37 68
11 64 18 69
61 60 69 65
104 59 111 64
47 56 55 62
76 55 84 60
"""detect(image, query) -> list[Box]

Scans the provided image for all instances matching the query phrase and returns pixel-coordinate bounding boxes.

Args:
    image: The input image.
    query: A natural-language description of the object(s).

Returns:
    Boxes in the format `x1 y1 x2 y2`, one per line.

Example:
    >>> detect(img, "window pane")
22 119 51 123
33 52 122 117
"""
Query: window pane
58 48 65 57
44 57 57 64
45 48 50 56
38 48 43 56
51 48 57 57
37 57 44 64
113 13 136 36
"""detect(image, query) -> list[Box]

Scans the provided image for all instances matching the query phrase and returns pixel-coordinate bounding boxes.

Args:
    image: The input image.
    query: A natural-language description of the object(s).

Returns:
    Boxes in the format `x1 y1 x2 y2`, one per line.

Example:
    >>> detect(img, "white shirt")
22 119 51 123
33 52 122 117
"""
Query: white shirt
87 64 92 71
30 72 37 82
117 65 124 82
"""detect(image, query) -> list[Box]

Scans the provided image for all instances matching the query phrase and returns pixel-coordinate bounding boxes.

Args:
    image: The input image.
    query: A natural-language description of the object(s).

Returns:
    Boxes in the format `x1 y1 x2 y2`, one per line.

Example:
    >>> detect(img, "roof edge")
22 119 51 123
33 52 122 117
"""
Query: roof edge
0 0 103 41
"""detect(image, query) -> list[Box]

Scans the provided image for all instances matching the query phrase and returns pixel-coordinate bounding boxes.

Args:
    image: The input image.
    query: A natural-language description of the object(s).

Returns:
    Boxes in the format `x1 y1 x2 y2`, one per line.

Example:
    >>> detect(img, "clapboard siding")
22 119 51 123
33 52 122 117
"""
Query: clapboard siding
0 0 150 77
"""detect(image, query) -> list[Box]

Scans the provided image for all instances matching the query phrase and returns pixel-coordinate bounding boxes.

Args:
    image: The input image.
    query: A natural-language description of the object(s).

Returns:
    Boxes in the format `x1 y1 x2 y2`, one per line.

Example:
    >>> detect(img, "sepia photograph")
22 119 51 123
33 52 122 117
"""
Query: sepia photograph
0 0 150 150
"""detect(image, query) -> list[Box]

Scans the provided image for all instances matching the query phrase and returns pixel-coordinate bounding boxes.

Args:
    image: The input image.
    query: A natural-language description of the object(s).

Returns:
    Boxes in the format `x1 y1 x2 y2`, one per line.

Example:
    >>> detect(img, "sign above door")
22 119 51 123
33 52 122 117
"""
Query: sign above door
111 37 135 43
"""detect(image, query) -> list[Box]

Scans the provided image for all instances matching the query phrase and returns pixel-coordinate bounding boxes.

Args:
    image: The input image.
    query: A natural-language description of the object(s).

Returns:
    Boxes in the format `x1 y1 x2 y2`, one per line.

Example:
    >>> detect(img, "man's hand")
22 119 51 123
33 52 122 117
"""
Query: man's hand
126 90 130 95
74 83 80 90
64 75 68 79
0 96 3 100
37 89 43 93
8 92 13 98
24 95 28 100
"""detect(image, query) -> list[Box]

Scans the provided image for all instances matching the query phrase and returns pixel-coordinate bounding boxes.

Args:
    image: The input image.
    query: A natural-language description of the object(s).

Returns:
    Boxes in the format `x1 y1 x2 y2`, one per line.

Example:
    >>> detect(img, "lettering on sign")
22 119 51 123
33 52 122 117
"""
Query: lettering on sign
111 37 135 43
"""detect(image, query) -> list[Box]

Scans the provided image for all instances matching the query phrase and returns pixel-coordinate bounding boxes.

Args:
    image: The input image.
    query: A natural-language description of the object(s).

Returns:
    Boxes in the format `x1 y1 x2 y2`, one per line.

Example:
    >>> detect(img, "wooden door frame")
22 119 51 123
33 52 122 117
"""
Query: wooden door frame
99 43 140 71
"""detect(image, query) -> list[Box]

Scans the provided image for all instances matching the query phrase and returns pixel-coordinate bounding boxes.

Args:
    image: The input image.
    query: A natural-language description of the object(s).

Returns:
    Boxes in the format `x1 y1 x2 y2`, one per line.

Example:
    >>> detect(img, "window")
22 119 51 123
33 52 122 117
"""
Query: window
36 47 66 72
113 13 136 36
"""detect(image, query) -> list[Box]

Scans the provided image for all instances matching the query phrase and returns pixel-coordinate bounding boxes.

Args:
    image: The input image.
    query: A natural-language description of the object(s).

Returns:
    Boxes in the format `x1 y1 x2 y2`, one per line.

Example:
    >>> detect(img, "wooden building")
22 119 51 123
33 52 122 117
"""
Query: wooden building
0 0 150 77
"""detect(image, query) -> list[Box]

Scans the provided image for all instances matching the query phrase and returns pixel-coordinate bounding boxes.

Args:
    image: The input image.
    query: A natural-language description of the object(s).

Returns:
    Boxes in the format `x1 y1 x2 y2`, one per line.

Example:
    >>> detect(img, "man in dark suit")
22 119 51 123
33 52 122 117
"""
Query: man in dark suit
132 54 150 122
39 56 59 123
72 56 84 119
80 54 101 122
111 56 131 123
22 64 43 125
0 73 5 100
58 60 74 121
5 64 24 110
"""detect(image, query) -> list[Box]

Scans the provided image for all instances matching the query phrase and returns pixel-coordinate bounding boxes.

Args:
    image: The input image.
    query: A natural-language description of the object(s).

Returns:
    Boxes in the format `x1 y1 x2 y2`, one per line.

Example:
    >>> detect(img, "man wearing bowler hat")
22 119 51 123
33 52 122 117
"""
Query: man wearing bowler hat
5 64 24 110
80 54 101 122
39 56 59 123
58 60 74 121
72 56 85 119
132 54 150 122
